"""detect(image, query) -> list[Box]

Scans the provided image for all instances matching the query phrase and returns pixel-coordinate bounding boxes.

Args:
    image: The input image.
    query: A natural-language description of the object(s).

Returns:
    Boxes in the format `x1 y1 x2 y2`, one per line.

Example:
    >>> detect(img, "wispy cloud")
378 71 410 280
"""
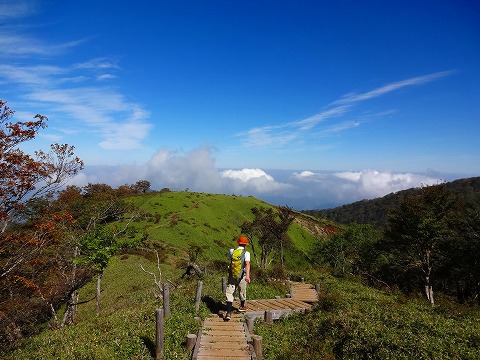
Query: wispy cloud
24 87 152 149
0 0 34 19
333 71 456 105
238 71 454 149
0 14 152 151
0 32 84 58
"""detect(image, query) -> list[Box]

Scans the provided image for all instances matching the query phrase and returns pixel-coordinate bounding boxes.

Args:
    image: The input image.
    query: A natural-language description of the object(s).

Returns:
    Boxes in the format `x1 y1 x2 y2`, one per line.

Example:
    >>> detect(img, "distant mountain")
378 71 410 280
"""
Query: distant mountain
303 177 480 228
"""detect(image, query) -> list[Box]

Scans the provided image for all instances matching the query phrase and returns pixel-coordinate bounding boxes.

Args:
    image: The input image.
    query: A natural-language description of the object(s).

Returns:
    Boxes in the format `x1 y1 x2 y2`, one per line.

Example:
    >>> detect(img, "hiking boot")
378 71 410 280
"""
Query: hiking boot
224 312 232 321
238 305 247 313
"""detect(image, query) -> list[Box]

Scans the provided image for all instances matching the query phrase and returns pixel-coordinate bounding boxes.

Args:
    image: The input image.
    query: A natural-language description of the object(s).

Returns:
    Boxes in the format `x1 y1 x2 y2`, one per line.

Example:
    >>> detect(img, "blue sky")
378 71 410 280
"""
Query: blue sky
1 1 479 209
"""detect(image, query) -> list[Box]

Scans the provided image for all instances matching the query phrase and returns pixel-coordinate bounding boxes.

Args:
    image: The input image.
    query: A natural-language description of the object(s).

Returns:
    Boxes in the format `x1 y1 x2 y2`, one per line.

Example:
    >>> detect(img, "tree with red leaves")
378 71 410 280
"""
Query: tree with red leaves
1 99 84 286
0 99 84 233
0 100 84 348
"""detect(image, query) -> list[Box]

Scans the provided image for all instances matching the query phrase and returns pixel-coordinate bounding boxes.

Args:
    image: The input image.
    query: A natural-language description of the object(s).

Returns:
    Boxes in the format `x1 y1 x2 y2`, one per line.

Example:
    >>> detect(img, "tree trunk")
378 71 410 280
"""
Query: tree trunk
61 245 79 326
61 290 78 327
96 272 102 316
423 249 435 305
425 283 435 305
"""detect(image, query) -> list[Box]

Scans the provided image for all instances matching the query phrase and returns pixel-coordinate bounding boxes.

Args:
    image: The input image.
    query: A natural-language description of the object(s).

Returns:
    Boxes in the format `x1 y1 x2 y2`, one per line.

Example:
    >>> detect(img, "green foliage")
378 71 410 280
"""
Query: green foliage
4 254 287 359
5 187 480 359
120 192 320 268
255 273 480 360
314 223 383 277
240 206 295 269
77 225 117 272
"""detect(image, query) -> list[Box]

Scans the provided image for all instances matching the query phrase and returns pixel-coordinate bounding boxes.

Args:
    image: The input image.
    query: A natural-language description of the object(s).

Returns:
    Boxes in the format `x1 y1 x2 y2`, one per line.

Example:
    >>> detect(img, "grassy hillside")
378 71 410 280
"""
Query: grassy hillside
7 255 479 359
122 191 319 268
4 191 479 359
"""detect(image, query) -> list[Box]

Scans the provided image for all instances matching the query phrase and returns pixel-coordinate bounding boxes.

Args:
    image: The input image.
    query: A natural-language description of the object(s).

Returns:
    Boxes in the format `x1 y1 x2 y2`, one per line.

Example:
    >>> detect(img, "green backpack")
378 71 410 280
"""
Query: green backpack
230 248 246 280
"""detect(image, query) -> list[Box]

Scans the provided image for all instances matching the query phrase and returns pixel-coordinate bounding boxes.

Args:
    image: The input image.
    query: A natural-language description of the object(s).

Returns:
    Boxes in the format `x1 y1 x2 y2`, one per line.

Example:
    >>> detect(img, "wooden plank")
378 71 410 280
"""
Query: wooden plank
247 300 271 310
255 299 281 309
201 334 247 341
290 282 319 302
197 354 250 360
202 330 245 337
277 297 312 309
197 355 249 360
192 327 203 360
248 300 268 310
197 348 250 356
200 342 249 349
273 298 305 309
262 299 293 310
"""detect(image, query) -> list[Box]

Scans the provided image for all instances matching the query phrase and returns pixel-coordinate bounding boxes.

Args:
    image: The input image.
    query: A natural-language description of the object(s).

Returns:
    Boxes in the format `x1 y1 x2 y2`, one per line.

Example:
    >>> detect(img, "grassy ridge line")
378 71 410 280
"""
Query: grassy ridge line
124 191 319 266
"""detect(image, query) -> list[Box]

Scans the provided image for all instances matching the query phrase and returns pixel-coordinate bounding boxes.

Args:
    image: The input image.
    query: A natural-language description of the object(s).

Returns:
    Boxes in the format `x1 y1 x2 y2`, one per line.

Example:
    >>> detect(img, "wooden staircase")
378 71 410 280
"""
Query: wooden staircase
192 281 318 359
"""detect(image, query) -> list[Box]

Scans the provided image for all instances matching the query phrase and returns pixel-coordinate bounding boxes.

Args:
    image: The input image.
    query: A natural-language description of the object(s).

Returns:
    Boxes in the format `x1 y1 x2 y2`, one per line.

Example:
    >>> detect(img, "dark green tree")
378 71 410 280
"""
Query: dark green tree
316 223 383 279
241 206 294 269
384 183 454 305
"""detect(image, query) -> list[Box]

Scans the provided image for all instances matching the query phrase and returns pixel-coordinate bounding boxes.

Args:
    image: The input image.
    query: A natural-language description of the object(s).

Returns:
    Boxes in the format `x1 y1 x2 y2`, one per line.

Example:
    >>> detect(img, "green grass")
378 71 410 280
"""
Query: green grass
254 273 480 360
7 256 480 359
5 192 480 359
123 192 271 261
122 191 318 267
5 251 289 360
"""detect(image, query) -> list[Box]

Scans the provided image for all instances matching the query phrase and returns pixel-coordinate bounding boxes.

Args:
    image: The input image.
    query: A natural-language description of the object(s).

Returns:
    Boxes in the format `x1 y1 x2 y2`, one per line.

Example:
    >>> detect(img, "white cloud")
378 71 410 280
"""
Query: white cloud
221 168 274 182
333 170 440 197
99 119 153 150
69 146 444 210
0 1 34 19
97 74 117 81
25 87 152 141
238 72 454 151
74 58 120 71
297 171 315 178
0 32 83 58
334 71 456 105
291 169 442 208
0 20 151 151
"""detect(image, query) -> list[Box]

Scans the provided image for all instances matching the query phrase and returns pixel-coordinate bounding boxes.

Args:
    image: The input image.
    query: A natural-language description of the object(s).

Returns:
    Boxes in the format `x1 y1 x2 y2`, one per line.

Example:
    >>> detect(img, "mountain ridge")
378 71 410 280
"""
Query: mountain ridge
303 176 480 227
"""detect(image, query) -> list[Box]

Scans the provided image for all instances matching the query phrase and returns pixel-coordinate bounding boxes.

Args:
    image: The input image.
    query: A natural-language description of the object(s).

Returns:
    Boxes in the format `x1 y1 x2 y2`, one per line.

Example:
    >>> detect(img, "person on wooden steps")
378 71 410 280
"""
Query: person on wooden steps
224 235 251 321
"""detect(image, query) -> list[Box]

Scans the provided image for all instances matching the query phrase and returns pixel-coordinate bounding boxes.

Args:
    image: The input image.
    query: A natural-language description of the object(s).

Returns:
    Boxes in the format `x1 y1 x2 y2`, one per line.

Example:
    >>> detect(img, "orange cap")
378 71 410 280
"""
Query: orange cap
237 235 249 246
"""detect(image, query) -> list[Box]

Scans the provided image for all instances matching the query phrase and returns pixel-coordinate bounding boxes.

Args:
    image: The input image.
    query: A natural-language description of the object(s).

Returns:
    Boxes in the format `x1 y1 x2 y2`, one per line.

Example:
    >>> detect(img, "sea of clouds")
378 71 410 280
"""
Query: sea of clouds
70 147 444 210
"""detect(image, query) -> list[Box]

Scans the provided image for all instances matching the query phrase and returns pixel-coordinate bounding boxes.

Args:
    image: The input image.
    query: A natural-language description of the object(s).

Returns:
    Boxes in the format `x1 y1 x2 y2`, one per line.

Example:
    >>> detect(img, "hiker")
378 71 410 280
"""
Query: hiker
224 235 251 321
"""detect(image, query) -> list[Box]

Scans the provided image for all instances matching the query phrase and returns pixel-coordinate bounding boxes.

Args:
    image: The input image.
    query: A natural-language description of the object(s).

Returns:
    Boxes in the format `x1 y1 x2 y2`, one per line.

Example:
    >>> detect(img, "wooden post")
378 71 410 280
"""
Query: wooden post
301 277 304 283
246 316 254 332
186 333 197 352
315 283 320 294
163 283 170 318
221 276 226 294
195 280 203 311
253 335 263 360
194 316 202 323
264 310 273 325
286 293 291 298
275 295 281 299
156 308 164 360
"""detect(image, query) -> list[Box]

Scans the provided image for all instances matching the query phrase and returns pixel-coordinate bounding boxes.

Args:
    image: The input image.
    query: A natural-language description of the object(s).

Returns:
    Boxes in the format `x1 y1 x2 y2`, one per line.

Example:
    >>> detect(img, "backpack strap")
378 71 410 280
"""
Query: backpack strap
239 248 246 278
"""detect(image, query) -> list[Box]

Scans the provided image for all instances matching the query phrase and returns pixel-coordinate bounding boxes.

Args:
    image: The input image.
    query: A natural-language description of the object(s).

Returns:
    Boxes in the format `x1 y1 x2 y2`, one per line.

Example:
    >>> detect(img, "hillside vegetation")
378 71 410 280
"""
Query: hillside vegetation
122 191 321 268
6 252 480 359
305 176 480 227
3 187 480 359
